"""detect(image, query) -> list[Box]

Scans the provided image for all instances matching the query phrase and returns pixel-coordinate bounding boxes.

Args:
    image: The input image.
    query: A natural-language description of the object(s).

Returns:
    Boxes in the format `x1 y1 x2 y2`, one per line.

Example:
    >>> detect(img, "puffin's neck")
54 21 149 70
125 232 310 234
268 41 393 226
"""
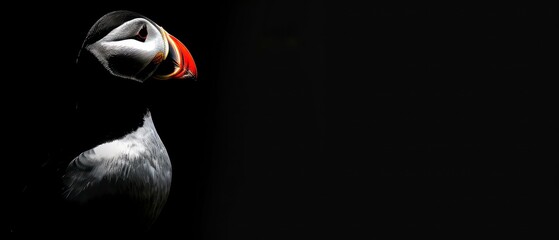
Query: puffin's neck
72 50 155 150
77 93 149 128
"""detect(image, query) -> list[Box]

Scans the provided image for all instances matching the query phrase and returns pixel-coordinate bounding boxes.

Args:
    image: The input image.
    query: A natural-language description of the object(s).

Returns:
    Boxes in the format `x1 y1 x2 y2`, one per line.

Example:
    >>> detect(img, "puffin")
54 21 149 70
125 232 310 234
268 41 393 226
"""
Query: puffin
39 10 197 233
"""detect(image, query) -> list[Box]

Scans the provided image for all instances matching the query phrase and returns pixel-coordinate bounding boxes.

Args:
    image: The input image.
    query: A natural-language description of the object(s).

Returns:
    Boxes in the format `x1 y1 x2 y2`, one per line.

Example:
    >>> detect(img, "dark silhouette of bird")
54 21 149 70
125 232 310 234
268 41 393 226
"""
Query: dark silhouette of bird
11 10 197 234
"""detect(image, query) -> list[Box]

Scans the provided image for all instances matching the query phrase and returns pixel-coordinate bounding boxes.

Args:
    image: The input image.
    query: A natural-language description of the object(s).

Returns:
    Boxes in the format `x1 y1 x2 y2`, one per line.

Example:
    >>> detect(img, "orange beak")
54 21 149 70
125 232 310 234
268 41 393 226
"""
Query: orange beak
153 28 197 80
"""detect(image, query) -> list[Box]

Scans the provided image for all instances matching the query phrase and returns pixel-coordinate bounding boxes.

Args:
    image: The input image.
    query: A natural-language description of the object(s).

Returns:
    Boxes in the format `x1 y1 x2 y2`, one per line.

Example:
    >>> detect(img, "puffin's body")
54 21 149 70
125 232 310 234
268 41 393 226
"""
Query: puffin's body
51 10 197 233
63 111 172 230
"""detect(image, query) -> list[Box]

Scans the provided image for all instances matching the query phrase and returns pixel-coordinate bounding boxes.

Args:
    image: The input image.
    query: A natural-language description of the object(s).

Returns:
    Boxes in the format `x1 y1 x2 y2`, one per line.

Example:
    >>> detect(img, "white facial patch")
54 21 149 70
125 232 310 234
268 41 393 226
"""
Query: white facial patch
86 18 166 82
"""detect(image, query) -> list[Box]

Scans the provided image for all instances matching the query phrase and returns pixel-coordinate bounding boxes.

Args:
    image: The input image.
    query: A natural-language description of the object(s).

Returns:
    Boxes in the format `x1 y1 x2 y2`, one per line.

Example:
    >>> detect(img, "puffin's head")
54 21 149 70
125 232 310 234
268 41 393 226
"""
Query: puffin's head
78 10 197 82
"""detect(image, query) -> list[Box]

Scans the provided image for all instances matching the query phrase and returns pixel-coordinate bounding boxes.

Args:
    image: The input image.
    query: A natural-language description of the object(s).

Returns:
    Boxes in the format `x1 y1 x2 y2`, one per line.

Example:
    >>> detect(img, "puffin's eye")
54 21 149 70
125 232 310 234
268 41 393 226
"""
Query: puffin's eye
135 25 148 42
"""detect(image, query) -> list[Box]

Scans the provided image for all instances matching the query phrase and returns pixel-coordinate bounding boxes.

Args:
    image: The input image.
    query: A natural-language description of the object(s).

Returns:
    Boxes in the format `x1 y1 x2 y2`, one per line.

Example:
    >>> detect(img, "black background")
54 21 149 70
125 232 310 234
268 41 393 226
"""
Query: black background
6 1 556 238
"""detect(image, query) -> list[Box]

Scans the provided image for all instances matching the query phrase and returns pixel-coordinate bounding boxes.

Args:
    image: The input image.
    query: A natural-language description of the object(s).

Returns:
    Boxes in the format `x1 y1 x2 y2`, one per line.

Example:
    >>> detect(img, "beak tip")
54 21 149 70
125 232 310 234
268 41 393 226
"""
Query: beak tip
182 71 197 80
153 30 197 81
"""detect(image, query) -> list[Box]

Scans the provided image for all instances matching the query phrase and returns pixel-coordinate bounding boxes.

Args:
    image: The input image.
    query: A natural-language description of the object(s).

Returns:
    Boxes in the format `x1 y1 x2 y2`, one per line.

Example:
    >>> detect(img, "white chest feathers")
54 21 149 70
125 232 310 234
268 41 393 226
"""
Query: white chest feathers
63 112 172 203
91 137 148 160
